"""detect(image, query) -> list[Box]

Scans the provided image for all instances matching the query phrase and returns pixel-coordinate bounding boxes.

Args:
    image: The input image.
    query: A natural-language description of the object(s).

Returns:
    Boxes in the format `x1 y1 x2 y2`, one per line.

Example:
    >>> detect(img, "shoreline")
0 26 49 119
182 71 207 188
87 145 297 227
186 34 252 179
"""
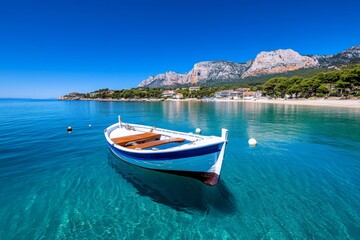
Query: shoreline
59 97 360 109
223 98 360 109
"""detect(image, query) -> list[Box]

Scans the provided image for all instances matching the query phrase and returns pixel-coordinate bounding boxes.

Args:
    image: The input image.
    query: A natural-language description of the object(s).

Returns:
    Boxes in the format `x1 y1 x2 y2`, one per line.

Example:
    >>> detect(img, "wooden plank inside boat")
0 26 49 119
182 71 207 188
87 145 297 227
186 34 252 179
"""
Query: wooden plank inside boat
111 132 161 146
127 138 186 150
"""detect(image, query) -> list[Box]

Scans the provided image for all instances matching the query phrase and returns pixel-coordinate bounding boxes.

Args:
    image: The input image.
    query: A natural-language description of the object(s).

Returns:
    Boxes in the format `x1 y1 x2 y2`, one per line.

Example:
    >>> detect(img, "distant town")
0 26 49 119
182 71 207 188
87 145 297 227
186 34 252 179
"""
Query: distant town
59 86 261 101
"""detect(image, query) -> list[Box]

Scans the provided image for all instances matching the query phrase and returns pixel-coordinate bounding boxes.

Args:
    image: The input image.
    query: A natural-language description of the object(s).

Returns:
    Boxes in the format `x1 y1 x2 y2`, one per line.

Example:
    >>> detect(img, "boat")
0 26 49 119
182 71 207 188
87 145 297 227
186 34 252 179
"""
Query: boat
104 116 228 186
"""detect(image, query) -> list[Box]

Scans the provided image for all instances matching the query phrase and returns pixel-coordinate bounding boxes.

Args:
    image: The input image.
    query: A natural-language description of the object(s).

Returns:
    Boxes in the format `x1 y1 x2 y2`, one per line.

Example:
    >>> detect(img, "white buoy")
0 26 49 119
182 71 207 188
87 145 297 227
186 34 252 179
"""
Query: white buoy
248 138 257 146
195 128 202 134
88 124 92 127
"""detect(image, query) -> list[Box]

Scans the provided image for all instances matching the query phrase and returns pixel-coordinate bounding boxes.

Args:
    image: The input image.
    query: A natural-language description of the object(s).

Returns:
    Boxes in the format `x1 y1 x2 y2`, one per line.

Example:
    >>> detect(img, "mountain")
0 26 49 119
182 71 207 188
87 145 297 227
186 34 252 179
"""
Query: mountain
313 46 360 66
138 61 252 88
138 45 360 88
138 71 188 88
241 49 319 78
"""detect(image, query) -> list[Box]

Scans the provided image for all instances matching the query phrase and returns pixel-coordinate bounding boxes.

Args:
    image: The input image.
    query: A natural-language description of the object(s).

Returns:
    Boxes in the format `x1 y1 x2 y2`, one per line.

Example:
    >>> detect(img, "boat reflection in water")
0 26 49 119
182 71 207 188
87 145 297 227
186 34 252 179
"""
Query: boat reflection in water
108 152 237 214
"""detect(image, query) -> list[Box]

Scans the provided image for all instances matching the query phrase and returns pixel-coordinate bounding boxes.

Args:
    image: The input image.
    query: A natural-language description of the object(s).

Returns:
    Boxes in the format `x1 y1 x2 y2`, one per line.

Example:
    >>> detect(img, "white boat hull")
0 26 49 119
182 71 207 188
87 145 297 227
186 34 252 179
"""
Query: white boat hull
104 119 228 185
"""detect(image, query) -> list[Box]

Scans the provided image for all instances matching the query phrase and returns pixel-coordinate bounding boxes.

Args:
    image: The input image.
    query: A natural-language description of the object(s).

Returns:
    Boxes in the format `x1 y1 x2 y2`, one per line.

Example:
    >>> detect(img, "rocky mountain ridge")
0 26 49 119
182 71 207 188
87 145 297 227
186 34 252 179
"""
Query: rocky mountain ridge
138 45 360 88
241 49 319 78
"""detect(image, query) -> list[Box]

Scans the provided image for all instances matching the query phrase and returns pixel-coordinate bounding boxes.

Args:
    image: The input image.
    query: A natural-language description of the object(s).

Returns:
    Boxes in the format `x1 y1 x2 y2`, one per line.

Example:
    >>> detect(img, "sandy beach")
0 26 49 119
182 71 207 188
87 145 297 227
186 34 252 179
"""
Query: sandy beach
169 97 360 109
65 97 360 109
230 98 360 109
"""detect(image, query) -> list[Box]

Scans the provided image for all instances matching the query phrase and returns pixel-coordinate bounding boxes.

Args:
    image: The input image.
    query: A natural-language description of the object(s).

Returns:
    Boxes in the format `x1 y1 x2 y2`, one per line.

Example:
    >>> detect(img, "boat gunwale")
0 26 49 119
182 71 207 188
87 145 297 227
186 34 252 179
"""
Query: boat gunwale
104 122 225 155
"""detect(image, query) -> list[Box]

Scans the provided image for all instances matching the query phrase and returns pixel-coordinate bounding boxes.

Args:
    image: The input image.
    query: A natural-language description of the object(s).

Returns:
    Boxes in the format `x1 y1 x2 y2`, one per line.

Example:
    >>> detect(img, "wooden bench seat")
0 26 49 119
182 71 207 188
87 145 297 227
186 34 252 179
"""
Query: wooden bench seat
127 138 186 150
111 132 161 146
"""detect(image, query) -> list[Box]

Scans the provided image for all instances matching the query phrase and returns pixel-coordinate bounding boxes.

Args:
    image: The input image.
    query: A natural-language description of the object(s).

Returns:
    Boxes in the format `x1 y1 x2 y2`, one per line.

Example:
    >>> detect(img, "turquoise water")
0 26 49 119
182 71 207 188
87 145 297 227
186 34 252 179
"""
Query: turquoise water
0 99 359 239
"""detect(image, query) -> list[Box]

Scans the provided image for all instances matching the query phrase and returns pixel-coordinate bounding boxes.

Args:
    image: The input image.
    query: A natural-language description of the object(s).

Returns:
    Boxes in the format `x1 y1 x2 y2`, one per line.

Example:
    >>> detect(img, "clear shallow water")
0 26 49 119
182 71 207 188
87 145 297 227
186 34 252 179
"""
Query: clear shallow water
0 99 359 239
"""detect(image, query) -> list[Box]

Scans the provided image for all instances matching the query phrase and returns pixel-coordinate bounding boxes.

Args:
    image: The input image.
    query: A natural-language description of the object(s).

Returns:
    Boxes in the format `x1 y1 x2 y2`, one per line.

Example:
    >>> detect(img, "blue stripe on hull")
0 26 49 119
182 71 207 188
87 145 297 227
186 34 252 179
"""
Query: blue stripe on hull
108 142 223 160
108 143 222 173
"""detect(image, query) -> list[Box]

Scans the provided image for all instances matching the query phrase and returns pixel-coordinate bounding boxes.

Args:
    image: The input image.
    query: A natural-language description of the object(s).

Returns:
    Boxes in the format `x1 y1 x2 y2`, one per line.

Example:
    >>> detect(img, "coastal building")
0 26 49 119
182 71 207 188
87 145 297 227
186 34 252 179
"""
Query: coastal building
173 93 184 99
214 89 261 100
235 88 250 93
162 90 175 97
232 88 251 99
215 90 232 98
231 91 241 100
243 91 260 100
189 86 201 91
215 90 247 99
89 92 98 97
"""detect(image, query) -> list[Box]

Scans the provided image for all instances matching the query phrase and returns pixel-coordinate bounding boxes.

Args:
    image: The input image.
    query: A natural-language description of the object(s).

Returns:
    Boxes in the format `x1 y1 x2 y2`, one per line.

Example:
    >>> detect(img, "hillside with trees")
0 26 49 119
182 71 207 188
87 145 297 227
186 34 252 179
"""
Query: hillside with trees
261 65 360 98
60 65 360 100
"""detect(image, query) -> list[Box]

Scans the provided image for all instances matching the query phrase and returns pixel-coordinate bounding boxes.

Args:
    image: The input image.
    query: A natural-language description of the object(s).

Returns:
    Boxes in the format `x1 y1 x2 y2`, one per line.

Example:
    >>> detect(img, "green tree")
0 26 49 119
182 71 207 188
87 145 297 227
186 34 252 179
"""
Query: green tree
317 84 330 96
340 68 360 88
289 76 304 84
274 77 291 98
287 84 301 98
310 79 322 95
299 79 312 97
334 80 351 96
263 77 280 97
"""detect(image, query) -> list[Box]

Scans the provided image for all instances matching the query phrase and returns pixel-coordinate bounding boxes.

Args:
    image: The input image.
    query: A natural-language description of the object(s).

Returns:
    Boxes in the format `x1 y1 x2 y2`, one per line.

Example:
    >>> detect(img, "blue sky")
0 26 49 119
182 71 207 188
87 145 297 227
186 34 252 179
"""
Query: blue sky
0 0 359 98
